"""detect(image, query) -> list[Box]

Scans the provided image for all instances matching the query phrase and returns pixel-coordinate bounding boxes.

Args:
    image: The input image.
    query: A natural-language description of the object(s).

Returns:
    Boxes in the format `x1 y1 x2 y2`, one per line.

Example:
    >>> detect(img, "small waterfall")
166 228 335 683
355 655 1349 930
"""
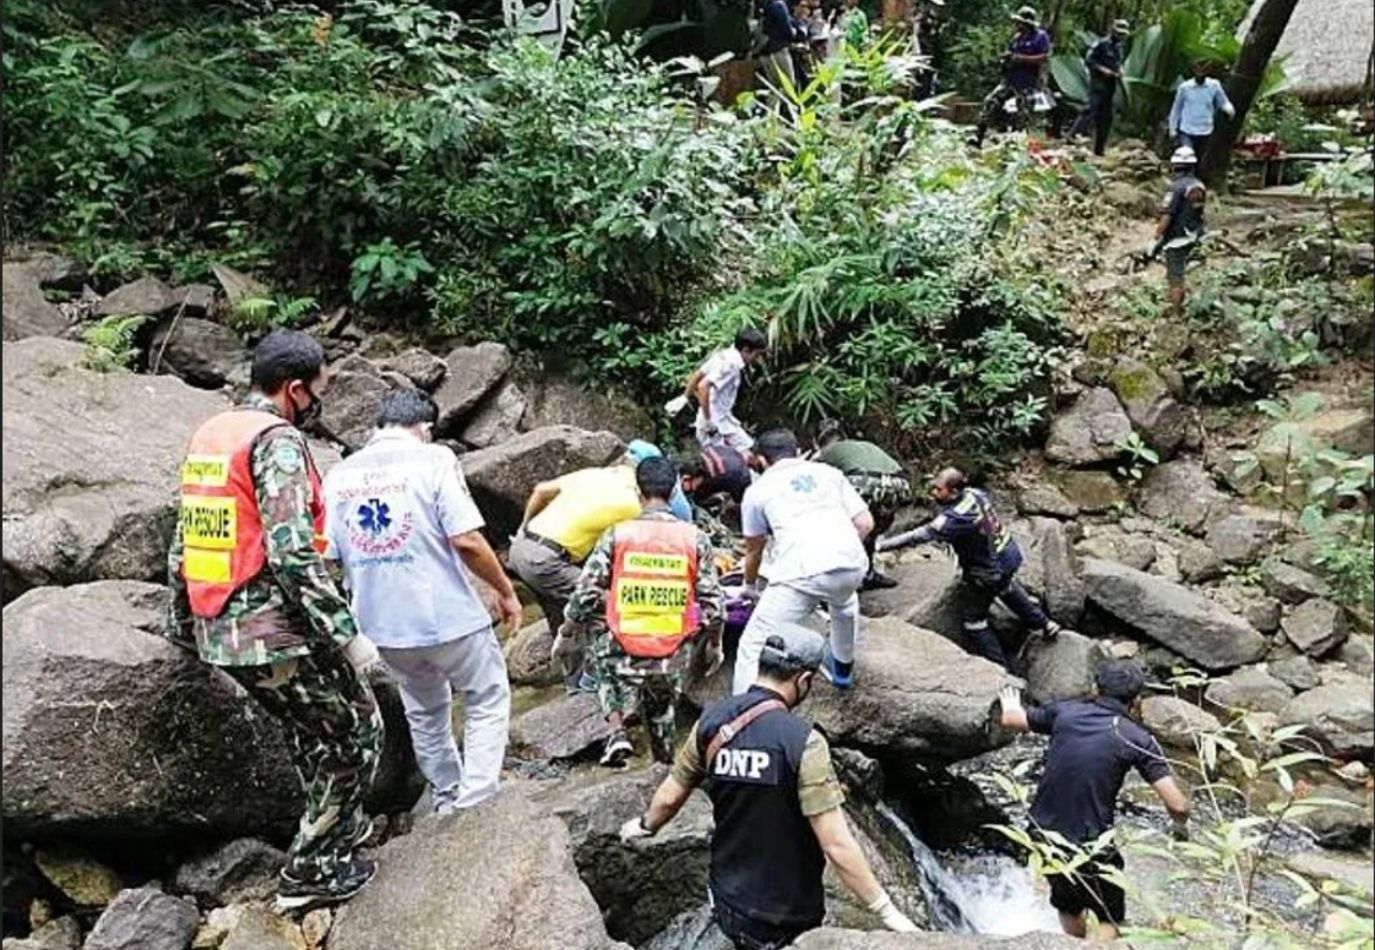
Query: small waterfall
874 801 1062 936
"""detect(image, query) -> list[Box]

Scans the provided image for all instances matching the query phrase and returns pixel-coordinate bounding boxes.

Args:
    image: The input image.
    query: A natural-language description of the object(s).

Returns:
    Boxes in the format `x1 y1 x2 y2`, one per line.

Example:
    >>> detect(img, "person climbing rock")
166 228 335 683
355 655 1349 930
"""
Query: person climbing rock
999 661 1191 940
1067 19 1129 156
166 329 383 911
735 427 873 693
678 442 754 508
812 418 912 591
1150 145 1208 318
970 6 1051 147
620 624 919 947
876 466 1059 670
682 327 769 455
563 456 725 768
323 389 518 814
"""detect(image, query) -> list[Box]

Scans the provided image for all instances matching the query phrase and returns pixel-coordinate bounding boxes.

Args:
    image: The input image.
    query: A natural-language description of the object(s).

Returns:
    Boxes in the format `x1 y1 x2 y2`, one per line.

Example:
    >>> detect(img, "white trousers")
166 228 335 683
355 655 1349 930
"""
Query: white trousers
379 628 511 812
732 567 864 694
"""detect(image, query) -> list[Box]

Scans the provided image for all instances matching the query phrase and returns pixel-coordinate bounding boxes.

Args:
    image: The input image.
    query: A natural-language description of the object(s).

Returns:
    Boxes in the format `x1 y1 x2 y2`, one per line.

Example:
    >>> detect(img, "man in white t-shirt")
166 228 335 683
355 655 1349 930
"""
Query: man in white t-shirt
733 427 874 694
684 327 768 454
324 390 521 813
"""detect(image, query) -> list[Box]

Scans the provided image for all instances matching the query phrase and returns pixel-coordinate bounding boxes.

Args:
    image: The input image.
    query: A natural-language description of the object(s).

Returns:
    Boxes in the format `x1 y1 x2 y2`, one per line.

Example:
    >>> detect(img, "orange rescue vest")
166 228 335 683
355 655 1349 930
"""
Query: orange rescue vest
606 519 701 659
179 408 326 619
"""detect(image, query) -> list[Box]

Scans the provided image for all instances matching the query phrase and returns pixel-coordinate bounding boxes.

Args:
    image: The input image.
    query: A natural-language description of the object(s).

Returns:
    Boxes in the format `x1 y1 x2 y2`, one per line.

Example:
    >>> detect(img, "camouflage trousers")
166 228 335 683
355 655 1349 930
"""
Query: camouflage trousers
592 630 687 762
980 82 1034 130
225 647 384 882
848 472 912 562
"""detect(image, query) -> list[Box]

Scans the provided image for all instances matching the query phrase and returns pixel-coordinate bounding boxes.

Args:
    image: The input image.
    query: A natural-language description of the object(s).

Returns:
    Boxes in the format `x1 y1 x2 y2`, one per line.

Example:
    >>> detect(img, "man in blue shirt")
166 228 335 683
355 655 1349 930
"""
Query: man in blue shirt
1067 19 1129 156
756 0 809 99
971 5 1051 147
324 389 521 813
1168 59 1236 156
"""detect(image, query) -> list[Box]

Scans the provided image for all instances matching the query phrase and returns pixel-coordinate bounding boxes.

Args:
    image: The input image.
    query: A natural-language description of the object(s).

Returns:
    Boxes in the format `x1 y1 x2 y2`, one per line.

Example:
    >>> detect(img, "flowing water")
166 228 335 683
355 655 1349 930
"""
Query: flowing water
874 801 1063 936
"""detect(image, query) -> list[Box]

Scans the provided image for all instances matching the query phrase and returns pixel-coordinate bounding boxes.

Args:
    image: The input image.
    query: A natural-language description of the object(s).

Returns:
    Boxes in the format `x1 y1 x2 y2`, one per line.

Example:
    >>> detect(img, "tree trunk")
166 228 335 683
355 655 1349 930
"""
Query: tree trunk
1200 0 1300 186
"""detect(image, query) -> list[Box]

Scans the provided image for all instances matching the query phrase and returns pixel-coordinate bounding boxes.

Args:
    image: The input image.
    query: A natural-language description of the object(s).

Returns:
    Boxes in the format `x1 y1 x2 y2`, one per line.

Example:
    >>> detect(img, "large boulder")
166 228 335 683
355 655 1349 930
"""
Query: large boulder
1141 696 1221 747
2 581 419 840
1280 597 1349 658
2 260 68 340
432 342 512 435
1256 409 1375 483
1033 517 1085 627
329 790 628 950
377 347 448 391
519 374 655 442
1260 559 1330 604
503 620 561 687
462 426 625 538
1202 665 1294 715
1205 510 1283 566
460 379 528 449
509 692 612 762
1047 470 1124 513
1137 460 1236 534
94 277 177 318
1081 559 1268 671
82 886 199 950
148 317 248 390
317 358 408 452
1279 681 1374 758
1020 630 1109 705
2 338 229 600
1108 358 1189 458
861 551 959 628
801 617 1018 762
1043 388 1133 467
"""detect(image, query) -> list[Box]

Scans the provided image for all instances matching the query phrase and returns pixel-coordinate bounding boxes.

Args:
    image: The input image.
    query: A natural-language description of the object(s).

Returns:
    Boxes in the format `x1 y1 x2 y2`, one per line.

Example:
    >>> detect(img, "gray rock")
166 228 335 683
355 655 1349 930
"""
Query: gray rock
1256 410 1375 483
433 342 512 435
329 790 627 950
210 265 269 310
1289 783 1372 851
2 338 229 599
172 838 285 907
32 848 121 907
94 277 176 318
1205 510 1283 565
460 379 527 449
865 553 961 634
510 692 612 762
1016 482 1079 518
1281 598 1349 658
1021 630 1109 704
168 284 216 316
1243 596 1283 634
641 906 731 950
503 620 560 687
2 261 68 340
4 916 82 950
1285 851 1374 899
83 887 198 950
791 927 1091 949
1279 681 1374 757
2 581 419 840
1141 695 1221 747
1082 559 1268 670
462 426 625 538
377 348 448 391
1076 529 1156 572
317 366 407 452
1138 459 1236 534
1337 636 1374 674
1209 447 1265 496
801 616 1018 762
1108 357 1189 457
1035 518 1085 627
1203 665 1294 714
1176 537 1225 583
1043 387 1133 467
1269 654 1321 692
148 317 247 389
1048 470 1124 513
16 251 88 292
518 374 655 443
219 906 306 950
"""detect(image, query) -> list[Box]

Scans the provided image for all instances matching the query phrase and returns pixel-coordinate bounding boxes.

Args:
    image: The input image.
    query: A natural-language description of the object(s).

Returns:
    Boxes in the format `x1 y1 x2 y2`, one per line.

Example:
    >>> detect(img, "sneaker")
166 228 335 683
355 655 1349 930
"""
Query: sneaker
275 856 377 912
1041 621 1062 642
600 730 634 768
820 652 855 690
567 670 600 695
860 571 899 592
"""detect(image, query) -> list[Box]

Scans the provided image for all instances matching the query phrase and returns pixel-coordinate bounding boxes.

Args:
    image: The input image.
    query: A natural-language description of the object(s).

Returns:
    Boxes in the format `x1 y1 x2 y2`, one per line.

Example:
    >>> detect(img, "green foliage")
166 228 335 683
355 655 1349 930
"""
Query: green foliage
349 239 434 303
229 294 320 334
1114 431 1160 482
82 315 146 372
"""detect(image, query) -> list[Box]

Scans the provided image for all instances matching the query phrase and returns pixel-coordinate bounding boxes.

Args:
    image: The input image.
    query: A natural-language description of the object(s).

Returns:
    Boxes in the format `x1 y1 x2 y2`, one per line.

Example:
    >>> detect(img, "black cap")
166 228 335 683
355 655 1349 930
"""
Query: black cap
1095 660 1146 702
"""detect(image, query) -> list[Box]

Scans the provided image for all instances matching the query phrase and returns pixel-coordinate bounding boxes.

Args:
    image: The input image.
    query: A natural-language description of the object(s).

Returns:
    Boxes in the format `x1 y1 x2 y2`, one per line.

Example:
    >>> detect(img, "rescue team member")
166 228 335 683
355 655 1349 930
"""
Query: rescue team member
508 442 660 691
812 419 911 592
683 327 769 454
563 457 725 767
970 6 1050 148
1150 146 1208 318
166 329 382 910
999 661 1191 940
1067 19 1129 157
678 443 754 507
877 467 1060 671
323 390 519 813
620 625 918 947
736 428 873 693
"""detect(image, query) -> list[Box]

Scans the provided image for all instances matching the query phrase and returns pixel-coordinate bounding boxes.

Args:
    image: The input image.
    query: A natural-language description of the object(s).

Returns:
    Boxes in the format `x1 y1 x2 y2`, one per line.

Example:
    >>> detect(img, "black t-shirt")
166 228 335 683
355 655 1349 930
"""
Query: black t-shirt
700 444 752 503
1161 174 1207 242
1085 36 1122 90
1027 697 1171 843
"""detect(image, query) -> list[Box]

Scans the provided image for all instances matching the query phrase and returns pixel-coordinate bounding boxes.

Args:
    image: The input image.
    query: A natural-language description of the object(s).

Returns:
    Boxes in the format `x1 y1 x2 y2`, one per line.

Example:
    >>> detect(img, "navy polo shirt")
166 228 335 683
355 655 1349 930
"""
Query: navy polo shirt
1027 697 1171 843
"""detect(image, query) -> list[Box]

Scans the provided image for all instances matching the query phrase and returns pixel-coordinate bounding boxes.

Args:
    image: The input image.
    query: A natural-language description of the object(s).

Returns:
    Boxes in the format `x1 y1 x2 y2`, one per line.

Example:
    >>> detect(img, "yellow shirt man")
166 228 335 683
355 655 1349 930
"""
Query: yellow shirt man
526 465 642 561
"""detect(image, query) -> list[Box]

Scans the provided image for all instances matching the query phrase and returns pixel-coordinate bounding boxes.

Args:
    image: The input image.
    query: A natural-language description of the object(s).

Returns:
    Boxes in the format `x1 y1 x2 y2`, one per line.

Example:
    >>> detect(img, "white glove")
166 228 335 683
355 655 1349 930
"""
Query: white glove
867 891 917 933
999 684 1024 715
619 816 654 842
552 621 583 660
342 633 382 674
704 640 724 677
664 395 690 416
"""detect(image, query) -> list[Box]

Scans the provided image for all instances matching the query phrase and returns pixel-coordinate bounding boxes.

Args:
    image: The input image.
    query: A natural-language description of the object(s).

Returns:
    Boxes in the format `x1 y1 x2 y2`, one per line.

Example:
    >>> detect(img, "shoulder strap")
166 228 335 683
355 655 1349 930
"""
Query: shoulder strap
705 699 788 764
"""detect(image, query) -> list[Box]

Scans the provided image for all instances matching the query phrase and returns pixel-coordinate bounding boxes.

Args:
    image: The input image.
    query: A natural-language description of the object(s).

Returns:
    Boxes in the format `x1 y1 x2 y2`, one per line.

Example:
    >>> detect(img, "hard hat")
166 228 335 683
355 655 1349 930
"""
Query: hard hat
760 623 826 675
1112 18 1130 34
1170 145 1198 165
624 439 663 464
1011 5 1038 24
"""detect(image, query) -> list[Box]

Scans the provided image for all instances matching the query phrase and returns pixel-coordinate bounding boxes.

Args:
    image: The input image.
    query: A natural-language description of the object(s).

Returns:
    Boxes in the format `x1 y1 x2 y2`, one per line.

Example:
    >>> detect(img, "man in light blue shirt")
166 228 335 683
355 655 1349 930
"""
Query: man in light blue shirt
324 389 521 812
1168 60 1235 156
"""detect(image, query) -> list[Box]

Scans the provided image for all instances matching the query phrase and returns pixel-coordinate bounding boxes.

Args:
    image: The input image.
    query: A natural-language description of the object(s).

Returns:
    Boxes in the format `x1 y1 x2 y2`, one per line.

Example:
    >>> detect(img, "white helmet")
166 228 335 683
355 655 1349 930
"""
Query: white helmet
1170 145 1198 166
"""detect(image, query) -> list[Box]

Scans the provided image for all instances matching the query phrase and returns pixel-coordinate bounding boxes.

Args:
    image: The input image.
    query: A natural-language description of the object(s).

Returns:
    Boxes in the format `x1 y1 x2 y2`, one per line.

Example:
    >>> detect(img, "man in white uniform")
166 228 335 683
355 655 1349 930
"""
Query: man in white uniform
733 427 873 694
685 327 768 454
324 389 521 812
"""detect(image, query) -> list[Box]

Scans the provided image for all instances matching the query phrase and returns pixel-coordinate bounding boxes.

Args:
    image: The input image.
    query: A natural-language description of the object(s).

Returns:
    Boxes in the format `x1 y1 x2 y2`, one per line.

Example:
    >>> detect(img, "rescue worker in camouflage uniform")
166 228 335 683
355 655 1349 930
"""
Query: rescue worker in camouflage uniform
970 6 1050 147
562 457 725 768
167 329 383 911
812 419 912 592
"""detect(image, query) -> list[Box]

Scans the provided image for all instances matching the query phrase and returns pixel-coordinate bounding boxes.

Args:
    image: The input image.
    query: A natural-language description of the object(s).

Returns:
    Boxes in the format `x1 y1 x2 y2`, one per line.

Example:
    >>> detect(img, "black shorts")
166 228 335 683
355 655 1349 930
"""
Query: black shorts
1047 846 1126 925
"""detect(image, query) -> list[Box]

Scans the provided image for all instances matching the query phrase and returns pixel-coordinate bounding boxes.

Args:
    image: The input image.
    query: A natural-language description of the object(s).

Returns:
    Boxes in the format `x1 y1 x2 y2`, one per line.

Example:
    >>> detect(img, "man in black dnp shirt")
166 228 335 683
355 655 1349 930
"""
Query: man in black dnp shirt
999 660 1191 940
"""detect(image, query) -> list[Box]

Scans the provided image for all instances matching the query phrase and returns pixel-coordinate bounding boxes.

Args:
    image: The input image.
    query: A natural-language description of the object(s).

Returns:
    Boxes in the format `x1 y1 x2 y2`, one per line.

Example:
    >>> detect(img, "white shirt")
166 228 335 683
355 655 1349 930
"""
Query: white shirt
1169 78 1235 136
741 457 869 583
695 346 747 433
324 429 489 649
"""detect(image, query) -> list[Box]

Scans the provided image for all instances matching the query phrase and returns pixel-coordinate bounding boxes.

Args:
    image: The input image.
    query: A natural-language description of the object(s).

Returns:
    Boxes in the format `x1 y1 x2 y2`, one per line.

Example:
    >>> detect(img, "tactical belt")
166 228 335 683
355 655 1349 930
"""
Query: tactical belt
706 699 788 764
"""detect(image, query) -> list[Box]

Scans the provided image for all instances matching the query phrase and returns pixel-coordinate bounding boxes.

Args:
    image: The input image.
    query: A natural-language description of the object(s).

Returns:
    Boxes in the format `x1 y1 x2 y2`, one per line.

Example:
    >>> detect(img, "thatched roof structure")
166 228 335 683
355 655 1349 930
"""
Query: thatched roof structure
1239 0 1373 104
